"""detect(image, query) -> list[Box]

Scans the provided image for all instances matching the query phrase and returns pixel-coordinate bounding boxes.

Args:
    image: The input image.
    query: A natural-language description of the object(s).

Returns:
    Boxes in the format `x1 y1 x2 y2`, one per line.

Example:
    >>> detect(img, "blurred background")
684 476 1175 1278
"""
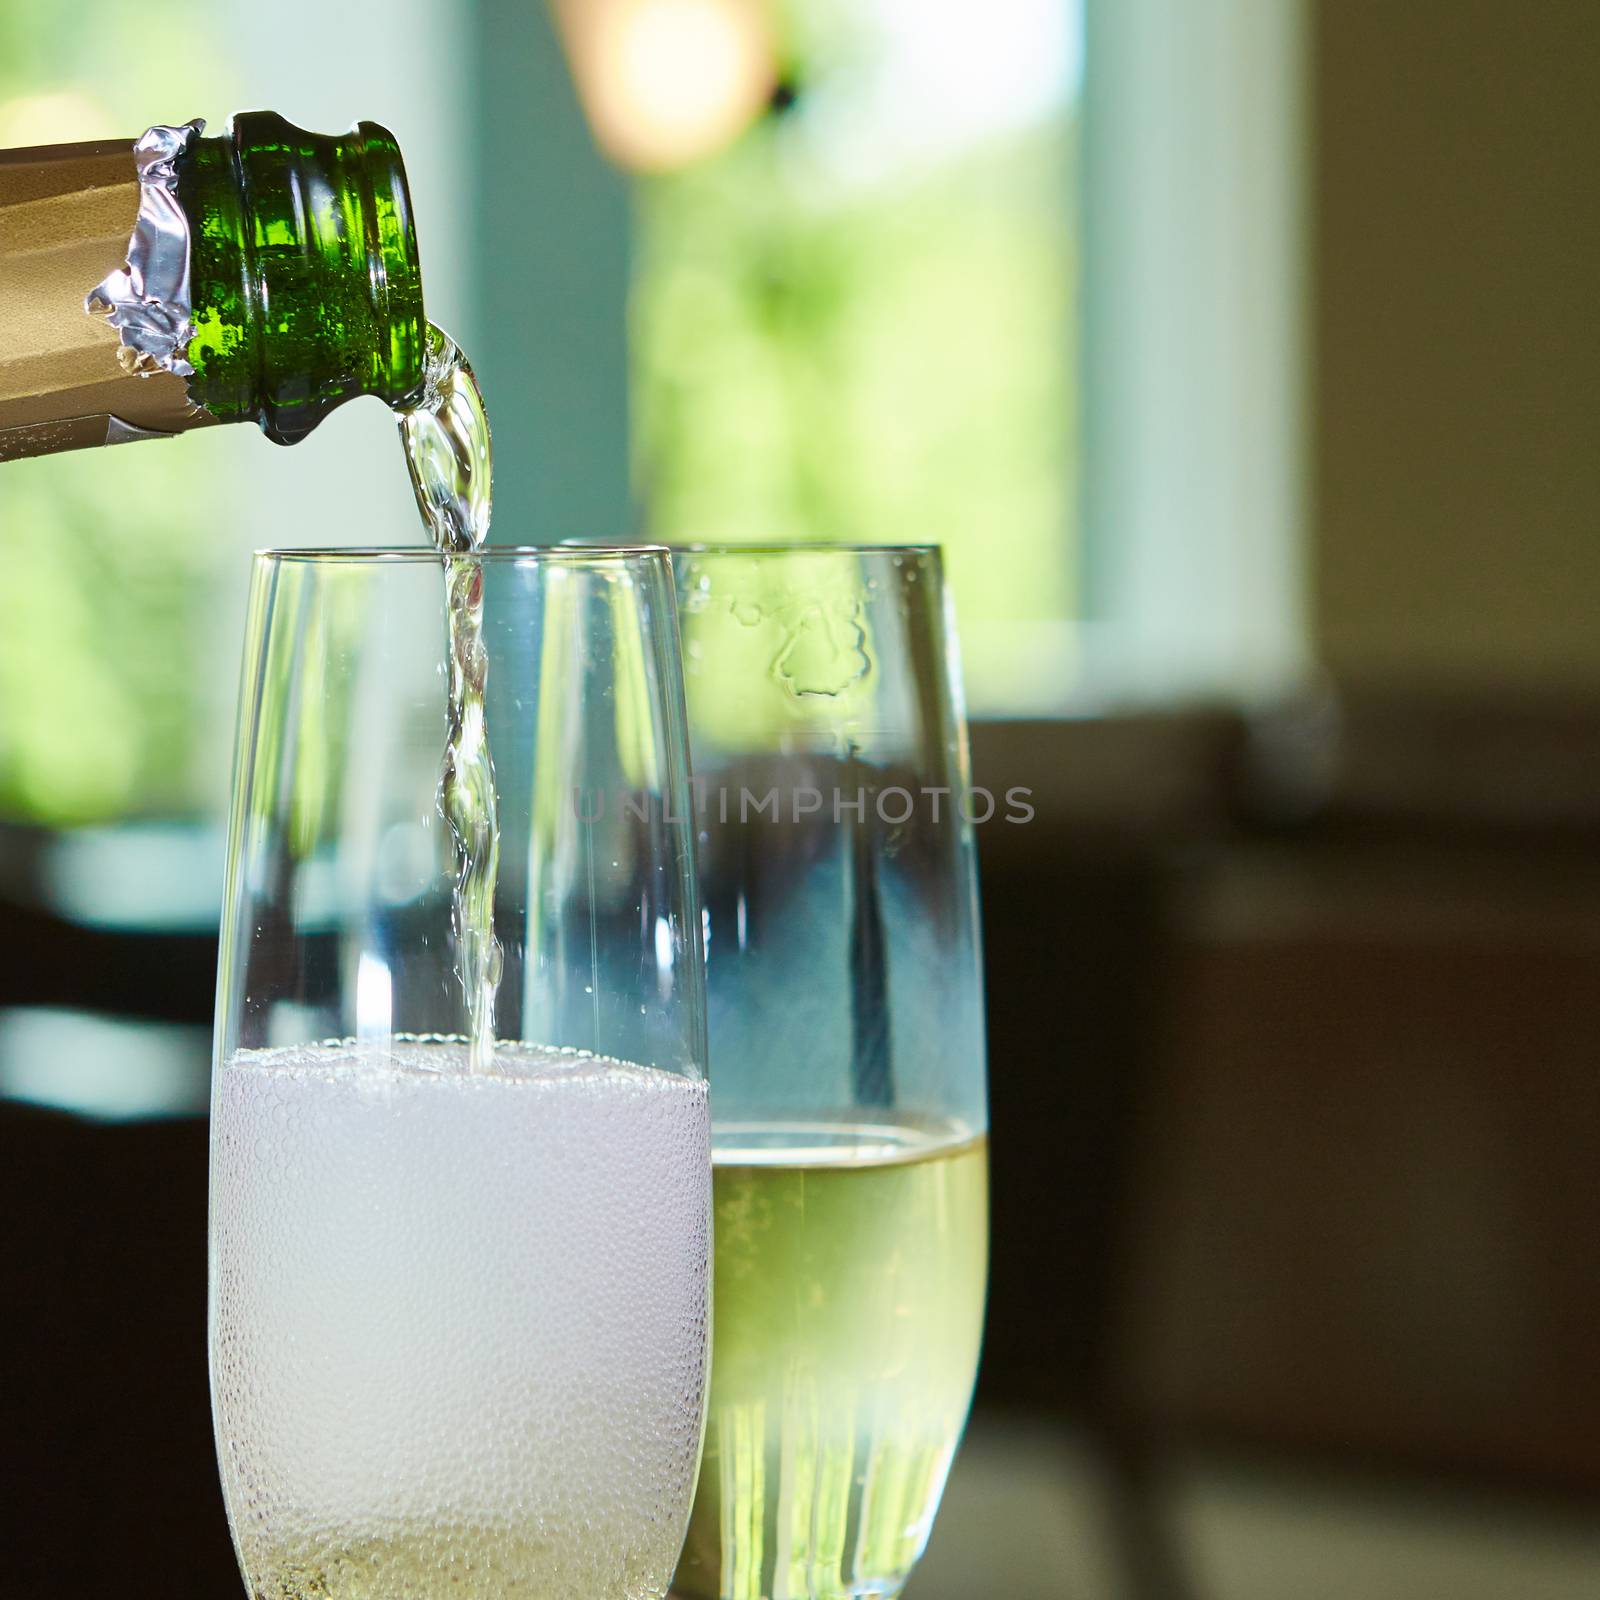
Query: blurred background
1 0 1597 1595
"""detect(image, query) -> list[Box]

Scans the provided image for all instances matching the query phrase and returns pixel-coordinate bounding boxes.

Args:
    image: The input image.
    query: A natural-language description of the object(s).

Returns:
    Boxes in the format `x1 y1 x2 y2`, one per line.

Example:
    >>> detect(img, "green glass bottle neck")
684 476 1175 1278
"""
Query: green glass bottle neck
178 112 426 445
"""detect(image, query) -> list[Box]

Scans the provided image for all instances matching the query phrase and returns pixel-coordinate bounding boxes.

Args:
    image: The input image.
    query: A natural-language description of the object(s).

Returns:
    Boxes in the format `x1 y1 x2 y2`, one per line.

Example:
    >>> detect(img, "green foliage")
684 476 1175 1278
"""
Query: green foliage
0 0 235 824
0 0 225 130
0 445 223 821
631 104 1078 704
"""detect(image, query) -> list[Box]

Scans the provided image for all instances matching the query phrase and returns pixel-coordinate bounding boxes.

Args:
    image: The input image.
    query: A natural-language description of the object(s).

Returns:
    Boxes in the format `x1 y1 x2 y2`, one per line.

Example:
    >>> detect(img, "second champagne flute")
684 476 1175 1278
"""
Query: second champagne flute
209 546 709 1600
670 544 990 1600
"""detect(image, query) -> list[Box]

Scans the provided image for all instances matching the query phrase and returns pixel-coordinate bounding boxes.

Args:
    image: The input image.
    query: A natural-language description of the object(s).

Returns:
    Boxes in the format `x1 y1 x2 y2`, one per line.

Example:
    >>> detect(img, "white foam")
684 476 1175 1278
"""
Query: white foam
211 1038 710 1599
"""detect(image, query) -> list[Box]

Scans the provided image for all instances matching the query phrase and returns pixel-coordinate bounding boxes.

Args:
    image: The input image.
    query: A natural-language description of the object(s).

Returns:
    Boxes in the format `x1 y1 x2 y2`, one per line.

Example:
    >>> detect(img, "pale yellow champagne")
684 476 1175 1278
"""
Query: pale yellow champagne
673 1123 988 1600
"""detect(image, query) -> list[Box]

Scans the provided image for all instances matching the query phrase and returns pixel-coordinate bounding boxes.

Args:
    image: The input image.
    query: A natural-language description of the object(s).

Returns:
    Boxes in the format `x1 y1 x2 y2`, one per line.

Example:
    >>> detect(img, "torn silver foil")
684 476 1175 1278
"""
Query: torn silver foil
85 120 204 378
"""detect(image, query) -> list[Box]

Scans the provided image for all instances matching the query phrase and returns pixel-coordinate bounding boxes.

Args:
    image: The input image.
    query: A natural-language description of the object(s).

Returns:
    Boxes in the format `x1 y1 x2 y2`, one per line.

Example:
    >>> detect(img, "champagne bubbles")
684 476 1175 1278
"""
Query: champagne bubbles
211 1039 712 1600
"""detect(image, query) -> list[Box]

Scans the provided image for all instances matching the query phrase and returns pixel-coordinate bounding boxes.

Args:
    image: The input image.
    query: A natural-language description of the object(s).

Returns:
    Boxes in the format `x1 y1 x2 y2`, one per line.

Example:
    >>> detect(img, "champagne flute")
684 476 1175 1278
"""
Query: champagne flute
669 544 989 1600
209 546 710 1600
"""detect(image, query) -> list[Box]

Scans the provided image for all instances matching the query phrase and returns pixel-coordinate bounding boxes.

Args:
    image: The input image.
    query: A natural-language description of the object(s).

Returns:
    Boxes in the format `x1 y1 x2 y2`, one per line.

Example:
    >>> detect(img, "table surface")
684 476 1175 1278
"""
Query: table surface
911 1416 1600 1600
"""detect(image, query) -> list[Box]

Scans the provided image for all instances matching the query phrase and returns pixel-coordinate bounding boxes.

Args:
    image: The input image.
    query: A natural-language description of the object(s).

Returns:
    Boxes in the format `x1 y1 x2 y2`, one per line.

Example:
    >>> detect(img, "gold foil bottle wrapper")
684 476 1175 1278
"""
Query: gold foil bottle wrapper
0 124 214 461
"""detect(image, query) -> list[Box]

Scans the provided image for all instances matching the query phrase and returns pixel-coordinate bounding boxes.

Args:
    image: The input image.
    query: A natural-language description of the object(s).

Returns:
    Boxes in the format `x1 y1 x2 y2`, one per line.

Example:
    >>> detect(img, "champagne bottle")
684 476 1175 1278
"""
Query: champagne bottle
0 112 425 463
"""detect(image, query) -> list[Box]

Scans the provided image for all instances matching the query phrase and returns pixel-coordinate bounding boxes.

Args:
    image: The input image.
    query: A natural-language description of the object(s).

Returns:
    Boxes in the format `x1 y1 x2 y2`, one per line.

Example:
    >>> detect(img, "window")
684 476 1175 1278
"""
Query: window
629 0 1083 712
0 0 1307 835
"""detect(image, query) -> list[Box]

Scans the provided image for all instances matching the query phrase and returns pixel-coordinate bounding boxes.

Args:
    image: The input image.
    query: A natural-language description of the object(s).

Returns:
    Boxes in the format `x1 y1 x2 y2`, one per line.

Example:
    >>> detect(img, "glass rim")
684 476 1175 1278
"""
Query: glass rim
667 541 941 557
255 544 673 565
